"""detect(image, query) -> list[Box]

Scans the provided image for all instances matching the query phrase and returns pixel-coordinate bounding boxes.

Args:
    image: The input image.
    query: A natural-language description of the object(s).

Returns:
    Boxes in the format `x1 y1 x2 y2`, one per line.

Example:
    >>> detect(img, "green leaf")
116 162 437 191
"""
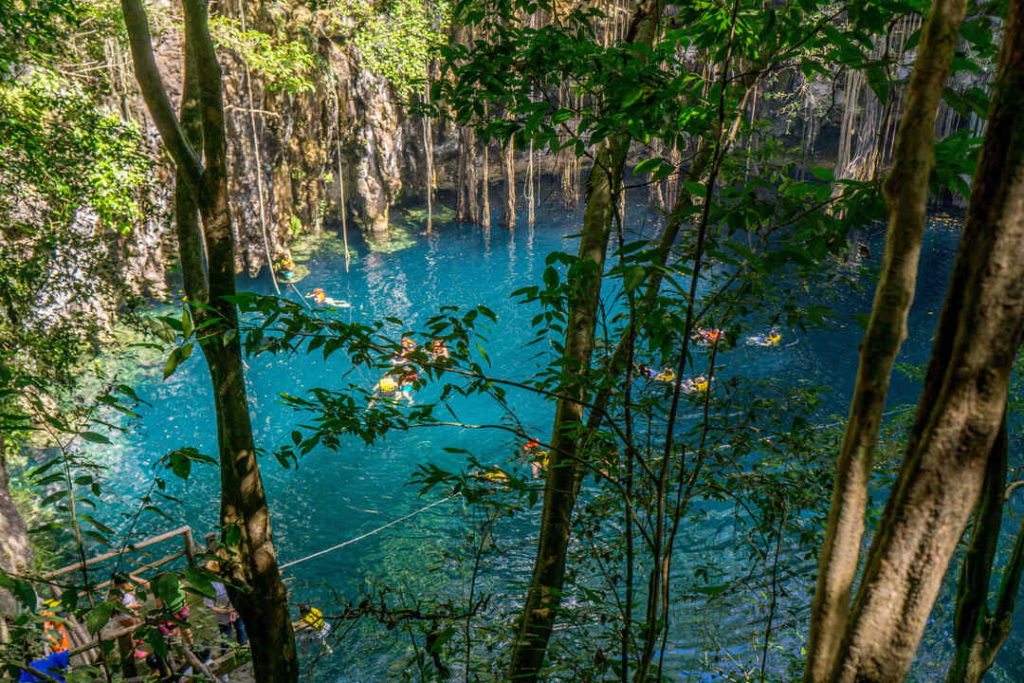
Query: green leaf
163 348 183 380
181 306 194 339
79 431 111 445
633 157 662 176
169 451 191 480
809 167 834 182
623 265 646 293
183 566 216 599
86 601 116 634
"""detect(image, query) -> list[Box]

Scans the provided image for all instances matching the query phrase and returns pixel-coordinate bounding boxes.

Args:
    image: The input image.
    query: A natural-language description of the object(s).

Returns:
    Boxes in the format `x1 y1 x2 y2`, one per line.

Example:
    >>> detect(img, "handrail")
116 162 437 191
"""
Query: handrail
45 526 194 579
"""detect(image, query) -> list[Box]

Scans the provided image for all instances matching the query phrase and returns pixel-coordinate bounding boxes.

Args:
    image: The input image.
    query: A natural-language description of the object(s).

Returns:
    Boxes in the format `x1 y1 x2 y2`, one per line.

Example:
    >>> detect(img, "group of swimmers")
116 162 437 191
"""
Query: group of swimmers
632 327 783 397
368 336 451 406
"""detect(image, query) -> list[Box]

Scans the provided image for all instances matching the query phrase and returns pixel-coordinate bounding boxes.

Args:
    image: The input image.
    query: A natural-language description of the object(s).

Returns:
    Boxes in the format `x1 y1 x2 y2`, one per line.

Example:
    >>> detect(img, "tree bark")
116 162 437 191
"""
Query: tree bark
803 0 968 678
0 441 33 644
121 1 297 680
456 125 480 223
826 3 1024 677
500 132 516 228
507 3 665 679
947 413 1012 683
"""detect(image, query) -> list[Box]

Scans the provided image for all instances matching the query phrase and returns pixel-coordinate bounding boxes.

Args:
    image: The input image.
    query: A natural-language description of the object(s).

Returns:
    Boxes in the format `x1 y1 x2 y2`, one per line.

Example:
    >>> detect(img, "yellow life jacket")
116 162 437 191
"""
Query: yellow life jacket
302 607 326 631
379 377 399 393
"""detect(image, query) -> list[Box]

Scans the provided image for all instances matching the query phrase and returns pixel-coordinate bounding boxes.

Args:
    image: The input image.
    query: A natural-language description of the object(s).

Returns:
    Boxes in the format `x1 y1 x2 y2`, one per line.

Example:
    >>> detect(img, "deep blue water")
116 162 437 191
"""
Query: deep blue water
94 201 1022 680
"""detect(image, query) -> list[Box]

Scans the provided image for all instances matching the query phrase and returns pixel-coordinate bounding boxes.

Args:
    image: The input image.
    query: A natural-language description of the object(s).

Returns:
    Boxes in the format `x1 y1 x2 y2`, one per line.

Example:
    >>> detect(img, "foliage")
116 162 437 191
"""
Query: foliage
323 0 451 96
210 15 319 93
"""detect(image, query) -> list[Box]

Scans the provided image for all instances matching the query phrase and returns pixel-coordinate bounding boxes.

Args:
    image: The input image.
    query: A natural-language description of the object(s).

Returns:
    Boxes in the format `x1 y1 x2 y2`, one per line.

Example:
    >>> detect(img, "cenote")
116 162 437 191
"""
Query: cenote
89 199 1019 681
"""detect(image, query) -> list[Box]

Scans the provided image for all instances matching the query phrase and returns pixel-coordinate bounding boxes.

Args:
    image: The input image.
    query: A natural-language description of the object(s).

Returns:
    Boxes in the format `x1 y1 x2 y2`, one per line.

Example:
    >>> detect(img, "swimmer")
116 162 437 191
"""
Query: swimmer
520 438 549 479
307 288 326 305
429 339 450 361
368 373 414 407
680 375 710 394
472 468 509 484
654 368 676 383
692 328 725 346
747 329 781 347
391 336 419 366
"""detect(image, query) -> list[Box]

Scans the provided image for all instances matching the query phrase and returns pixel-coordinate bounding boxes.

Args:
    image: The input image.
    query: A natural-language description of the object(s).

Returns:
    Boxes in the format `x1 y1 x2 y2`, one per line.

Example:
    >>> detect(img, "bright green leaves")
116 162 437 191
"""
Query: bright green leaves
162 343 194 380
162 447 217 481
209 17 317 94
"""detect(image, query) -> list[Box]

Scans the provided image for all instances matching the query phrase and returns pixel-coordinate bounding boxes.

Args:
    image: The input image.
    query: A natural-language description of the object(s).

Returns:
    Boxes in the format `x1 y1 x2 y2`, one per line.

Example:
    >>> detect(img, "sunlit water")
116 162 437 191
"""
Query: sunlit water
93 198 1021 680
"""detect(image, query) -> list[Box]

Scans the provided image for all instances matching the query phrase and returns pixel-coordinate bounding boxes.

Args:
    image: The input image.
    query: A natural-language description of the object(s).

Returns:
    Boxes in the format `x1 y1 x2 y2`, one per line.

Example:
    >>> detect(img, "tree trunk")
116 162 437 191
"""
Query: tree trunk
826 3 1024 677
500 132 516 228
456 125 480 223
481 134 491 228
507 3 666 679
803 0 968 678
946 414 1015 683
121 1 297 680
0 441 33 644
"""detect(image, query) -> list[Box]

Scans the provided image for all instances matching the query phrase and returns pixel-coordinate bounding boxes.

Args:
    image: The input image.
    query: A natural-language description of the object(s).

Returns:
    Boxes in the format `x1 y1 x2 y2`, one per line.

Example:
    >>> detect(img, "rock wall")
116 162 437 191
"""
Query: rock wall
112 0 414 286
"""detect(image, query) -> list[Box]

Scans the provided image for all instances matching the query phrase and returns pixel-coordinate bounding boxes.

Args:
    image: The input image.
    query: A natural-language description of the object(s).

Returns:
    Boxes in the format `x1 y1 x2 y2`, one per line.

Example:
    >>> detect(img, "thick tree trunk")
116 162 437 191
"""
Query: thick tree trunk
826 3 1024 677
507 3 665 679
803 0 968 678
121 1 297 680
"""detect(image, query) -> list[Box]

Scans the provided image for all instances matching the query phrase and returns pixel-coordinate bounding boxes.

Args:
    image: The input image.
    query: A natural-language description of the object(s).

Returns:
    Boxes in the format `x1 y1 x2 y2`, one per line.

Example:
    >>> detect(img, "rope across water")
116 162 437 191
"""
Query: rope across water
278 493 460 570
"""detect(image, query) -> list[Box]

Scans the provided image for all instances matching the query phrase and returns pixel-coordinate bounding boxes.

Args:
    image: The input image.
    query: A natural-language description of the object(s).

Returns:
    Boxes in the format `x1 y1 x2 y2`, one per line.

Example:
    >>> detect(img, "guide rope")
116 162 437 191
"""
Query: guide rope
279 493 460 570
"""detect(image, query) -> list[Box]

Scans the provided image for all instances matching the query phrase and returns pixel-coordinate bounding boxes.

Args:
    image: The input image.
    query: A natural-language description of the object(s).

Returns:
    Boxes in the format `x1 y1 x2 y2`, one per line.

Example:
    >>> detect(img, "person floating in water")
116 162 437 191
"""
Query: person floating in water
296 604 333 654
390 336 419 366
369 371 414 407
680 375 710 394
308 287 327 305
635 363 675 383
747 329 782 347
429 338 450 362
306 288 351 308
692 327 725 346
520 438 550 479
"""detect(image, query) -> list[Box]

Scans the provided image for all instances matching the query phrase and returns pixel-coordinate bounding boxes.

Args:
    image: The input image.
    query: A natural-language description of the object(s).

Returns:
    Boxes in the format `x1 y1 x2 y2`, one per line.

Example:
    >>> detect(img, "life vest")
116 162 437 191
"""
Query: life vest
302 607 326 631
42 615 70 654
379 377 399 393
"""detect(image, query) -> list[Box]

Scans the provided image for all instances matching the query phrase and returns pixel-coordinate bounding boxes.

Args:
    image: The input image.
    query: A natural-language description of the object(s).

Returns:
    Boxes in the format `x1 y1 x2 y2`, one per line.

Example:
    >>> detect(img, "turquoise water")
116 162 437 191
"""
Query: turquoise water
97 201 1020 680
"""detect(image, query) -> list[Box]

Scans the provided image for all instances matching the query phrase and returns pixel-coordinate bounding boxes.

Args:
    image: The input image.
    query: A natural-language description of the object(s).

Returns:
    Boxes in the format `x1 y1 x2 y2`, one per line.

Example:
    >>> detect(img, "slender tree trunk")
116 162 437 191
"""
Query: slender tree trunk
826 4 1024 677
481 133 491 228
527 138 535 224
456 125 479 223
423 72 434 233
121 1 297 680
507 3 665 679
803 1 969 678
946 414 1018 683
500 132 516 228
